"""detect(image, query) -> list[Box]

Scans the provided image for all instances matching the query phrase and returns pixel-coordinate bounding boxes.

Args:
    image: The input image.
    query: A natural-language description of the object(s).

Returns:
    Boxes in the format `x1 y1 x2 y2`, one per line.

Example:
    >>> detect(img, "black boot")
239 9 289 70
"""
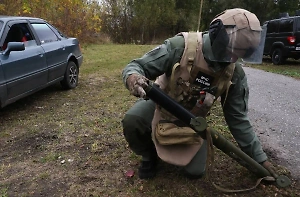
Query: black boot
138 159 157 179
138 153 158 179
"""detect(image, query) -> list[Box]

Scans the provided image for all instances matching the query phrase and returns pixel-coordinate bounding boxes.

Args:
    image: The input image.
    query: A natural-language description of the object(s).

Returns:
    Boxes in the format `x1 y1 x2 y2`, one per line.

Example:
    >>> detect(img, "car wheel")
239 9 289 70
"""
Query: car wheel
271 48 285 65
61 61 79 89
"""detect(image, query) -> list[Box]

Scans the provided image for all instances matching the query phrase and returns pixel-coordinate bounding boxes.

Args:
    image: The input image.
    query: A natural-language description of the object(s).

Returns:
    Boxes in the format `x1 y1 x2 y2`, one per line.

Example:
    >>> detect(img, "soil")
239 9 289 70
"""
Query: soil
0 71 299 197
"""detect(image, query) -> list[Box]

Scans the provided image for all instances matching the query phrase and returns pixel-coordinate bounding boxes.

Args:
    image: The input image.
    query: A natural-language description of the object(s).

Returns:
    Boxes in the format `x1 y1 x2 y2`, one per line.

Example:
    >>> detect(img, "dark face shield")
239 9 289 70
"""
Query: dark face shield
202 32 236 63
202 20 234 63
203 20 266 64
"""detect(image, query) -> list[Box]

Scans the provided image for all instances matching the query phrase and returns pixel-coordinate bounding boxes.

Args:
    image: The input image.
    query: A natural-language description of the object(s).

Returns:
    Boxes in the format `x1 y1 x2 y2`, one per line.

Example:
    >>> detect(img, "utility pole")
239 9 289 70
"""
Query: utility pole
197 0 204 32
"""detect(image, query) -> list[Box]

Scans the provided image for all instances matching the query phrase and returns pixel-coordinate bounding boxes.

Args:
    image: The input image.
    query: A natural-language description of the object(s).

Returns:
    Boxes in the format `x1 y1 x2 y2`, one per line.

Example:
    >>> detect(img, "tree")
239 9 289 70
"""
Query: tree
100 0 177 43
0 0 102 42
100 0 134 43
132 0 177 43
174 0 203 32
3 0 300 43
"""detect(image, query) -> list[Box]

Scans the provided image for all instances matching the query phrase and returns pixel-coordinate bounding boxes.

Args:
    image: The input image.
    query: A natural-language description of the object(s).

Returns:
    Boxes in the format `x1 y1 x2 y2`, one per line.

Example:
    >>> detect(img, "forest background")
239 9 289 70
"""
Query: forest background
0 0 300 44
0 0 299 44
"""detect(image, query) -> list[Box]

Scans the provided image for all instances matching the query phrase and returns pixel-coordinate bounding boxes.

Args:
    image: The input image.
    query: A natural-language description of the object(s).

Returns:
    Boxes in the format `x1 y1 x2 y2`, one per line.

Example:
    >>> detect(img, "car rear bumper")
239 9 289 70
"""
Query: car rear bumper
283 46 300 58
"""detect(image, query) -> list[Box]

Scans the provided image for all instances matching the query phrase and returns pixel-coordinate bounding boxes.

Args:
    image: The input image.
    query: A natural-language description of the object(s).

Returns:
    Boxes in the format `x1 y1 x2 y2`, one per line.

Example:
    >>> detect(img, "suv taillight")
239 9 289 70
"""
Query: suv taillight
287 36 296 44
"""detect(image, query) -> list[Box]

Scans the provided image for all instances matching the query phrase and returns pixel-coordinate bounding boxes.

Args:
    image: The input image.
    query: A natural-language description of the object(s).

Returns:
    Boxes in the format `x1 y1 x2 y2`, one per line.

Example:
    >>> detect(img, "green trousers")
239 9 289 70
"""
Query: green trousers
122 99 207 176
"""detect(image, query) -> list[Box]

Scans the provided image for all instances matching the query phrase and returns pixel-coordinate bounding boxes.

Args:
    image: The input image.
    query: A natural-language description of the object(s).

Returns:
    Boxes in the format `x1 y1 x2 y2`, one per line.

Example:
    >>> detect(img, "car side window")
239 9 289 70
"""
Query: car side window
296 18 300 32
279 18 293 33
1 23 36 51
31 23 58 44
267 20 279 33
47 23 68 38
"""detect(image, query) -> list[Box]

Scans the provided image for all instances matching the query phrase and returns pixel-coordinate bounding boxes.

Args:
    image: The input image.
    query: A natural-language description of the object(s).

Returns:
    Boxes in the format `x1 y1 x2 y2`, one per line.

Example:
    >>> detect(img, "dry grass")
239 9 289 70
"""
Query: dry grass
0 44 299 197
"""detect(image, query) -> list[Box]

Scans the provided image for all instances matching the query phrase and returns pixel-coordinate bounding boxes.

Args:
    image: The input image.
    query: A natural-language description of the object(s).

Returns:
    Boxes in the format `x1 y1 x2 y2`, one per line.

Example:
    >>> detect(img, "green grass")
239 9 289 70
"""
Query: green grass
81 44 154 75
250 57 300 79
0 44 298 197
0 187 8 197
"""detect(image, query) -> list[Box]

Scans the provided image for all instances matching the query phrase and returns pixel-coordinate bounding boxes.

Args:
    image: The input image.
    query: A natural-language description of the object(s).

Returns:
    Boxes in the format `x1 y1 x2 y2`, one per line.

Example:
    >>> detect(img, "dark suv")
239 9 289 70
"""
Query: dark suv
263 13 300 64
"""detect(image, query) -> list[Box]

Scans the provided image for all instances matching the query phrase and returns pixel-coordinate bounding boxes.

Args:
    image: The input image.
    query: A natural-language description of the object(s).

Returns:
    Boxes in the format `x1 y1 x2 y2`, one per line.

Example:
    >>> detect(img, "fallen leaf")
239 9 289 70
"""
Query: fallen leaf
125 169 135 177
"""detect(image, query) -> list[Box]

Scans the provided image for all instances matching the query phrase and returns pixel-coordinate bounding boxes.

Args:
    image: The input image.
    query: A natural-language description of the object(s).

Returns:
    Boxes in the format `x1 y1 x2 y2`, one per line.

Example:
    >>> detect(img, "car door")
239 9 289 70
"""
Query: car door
0 21 6 106
30 22 67 83
0 60 6 106
294 17 300 50
264 20 279 54
0 21 47 100
278 18 294 49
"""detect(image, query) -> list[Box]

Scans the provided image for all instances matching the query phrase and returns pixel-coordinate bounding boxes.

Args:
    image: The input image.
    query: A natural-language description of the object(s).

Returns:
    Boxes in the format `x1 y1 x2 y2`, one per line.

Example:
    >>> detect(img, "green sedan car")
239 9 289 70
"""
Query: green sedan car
0 16 83 108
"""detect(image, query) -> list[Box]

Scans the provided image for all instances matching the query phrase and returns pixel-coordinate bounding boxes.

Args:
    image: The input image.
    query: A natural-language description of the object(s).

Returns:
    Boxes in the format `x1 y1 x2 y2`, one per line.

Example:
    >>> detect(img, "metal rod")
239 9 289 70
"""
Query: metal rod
144 82 271 177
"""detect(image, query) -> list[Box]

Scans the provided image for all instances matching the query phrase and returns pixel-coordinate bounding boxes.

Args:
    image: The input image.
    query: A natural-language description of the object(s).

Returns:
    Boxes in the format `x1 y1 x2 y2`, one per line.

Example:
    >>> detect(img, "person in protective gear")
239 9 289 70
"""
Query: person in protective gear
122 8 275 179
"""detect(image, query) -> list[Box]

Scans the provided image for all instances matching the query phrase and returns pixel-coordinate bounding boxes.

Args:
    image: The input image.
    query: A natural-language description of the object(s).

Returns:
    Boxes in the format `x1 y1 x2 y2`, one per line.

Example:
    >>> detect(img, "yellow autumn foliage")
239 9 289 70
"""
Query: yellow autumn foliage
0 0 102 43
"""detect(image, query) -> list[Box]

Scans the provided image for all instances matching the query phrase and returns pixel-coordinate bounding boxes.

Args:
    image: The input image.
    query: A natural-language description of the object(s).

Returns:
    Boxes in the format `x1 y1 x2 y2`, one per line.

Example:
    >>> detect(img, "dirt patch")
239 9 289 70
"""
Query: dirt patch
0 71 299 197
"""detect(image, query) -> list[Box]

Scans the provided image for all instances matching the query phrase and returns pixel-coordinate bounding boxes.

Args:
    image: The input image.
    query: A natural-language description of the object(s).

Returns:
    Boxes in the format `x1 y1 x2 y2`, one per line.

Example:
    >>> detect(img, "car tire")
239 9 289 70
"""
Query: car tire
271 48 285 65
61 61 79 89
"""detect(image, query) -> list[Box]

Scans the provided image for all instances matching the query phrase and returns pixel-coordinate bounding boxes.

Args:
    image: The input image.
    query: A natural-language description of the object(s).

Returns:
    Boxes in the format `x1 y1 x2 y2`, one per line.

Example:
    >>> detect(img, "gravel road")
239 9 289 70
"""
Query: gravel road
244 66 300 179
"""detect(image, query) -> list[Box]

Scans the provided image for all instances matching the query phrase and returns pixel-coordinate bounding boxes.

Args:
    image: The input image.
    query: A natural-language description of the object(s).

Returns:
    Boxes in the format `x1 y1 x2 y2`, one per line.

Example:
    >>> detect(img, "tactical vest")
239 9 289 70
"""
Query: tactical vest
154 32 235 120
151 32 235 166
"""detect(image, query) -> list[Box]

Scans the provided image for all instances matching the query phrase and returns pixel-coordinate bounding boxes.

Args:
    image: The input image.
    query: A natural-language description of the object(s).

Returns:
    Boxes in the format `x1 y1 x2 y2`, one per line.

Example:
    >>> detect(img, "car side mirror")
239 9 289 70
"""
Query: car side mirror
3 42 25 56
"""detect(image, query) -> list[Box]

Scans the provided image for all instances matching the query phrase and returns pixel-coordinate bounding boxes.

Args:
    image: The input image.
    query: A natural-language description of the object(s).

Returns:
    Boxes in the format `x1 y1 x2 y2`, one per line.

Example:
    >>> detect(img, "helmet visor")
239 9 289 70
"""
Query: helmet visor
203 23 265 64
241 25 266 64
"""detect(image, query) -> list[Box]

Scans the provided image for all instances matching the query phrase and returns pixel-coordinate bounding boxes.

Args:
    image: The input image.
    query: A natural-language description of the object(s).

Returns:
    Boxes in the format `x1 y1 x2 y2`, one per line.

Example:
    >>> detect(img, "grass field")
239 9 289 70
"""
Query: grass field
0 44 299 197
251 57 300 79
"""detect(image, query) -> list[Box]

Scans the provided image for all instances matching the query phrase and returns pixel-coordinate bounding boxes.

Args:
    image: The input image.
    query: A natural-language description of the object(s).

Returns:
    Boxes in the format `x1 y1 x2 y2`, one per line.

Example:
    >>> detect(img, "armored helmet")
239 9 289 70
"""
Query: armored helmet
203 8 266 64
